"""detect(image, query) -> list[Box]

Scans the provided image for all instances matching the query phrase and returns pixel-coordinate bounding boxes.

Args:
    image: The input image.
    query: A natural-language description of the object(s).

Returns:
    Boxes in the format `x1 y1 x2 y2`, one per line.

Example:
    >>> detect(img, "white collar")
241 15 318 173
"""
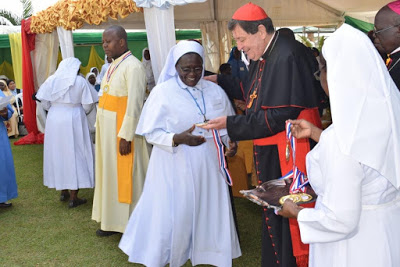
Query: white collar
260 31 276 60
391 46 400 55
176 76 204 91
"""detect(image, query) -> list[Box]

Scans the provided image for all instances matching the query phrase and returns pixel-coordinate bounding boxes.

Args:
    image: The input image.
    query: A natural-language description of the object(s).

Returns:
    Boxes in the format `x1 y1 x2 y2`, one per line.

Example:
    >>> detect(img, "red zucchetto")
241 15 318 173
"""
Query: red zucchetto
388 0 400 14
232 2 268 21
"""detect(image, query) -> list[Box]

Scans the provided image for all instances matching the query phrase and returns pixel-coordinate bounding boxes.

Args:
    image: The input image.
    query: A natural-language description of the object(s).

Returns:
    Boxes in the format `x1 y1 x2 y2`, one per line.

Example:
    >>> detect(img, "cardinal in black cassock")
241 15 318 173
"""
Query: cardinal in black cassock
212 3 322 267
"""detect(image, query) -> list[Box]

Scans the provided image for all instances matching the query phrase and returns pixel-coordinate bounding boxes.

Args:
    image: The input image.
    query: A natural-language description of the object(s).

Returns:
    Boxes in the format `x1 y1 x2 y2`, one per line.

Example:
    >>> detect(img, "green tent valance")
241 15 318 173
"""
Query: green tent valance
345 16 374 33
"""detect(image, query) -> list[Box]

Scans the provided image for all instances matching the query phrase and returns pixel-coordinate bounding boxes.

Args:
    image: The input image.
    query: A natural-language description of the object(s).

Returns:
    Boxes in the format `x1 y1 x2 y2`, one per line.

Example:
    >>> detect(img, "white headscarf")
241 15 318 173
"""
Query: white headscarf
86 72 96 88
157 40 204 84
36 57 81 101
323 24 400 189
90 67 99 75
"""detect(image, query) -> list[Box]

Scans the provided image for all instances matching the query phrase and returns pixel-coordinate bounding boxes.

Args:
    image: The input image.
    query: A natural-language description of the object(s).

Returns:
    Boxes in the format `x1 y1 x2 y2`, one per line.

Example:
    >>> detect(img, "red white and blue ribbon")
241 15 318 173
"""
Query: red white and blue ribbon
212 129 233 186
106 51 132 82
280 121 309 193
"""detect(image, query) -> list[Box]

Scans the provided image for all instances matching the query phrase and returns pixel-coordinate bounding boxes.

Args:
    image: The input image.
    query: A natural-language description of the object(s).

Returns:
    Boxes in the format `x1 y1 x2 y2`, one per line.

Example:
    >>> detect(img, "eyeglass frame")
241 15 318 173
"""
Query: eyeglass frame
373 23 400 35
178 66 203 74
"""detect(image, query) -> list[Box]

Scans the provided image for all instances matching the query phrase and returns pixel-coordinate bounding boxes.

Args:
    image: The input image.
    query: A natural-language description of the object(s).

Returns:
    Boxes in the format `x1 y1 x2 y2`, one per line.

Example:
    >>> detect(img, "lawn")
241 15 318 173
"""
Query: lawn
0 139 261 266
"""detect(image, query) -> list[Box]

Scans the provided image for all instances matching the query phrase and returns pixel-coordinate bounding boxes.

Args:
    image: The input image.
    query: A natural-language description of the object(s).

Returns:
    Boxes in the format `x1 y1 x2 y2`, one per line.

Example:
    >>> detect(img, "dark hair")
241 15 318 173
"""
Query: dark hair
6 79 14 86
219 63 231 73
228 17 274 34
105 25 127 41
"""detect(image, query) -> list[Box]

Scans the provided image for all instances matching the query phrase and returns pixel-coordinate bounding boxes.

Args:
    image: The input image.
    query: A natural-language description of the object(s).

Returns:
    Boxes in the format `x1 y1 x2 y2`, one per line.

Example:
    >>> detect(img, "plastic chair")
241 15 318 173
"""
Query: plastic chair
15 92 23 122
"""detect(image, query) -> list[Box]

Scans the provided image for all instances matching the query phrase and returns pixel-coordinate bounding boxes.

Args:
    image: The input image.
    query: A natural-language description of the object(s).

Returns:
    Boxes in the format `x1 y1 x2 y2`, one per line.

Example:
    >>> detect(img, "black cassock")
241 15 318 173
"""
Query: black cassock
222 32 321 267
388 51 400 90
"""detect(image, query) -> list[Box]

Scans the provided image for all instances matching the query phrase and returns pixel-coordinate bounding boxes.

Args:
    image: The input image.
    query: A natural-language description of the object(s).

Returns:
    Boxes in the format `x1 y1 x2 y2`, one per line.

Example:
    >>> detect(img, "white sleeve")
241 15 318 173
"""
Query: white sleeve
143 129 177 153
297 132 364 243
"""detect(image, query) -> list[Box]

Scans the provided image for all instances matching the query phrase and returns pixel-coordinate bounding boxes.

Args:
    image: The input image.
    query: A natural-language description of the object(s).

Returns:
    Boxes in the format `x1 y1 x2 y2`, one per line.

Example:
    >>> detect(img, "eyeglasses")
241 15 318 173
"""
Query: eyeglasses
373 24 400 35
314 69 321 81
178 66 203 74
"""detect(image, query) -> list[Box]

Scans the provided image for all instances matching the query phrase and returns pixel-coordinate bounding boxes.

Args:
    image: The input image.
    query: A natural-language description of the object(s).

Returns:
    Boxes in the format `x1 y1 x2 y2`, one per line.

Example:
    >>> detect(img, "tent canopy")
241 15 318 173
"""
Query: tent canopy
81 0 387 30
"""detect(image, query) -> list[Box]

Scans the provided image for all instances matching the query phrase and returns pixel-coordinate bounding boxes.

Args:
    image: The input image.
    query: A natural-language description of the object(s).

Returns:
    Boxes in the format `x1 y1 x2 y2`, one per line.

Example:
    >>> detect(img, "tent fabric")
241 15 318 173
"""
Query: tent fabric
20 19 39 135
134 0 206 8
30 0 143 33
0 61 14 81
57 27 74 59
344 16 374 33
9 33 23 89
79 46 104 76
143 6 177 83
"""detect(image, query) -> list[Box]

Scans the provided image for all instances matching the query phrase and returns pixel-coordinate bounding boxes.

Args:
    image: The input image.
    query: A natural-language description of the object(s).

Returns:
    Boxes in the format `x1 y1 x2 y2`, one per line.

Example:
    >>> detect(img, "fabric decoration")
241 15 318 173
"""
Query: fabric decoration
30 0 143 34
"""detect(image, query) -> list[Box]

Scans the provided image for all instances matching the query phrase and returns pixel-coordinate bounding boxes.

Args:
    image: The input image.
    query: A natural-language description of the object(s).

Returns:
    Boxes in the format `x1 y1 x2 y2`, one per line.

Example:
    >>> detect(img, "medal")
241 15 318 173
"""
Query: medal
279 193 313 205
102 51 132 95
103 84 110 93
285 140 290 162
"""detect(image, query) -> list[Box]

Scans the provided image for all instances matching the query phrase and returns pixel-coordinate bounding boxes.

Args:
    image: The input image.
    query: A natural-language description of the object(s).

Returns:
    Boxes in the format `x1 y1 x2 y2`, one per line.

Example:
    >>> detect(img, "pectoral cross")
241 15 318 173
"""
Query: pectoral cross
247 90 258 109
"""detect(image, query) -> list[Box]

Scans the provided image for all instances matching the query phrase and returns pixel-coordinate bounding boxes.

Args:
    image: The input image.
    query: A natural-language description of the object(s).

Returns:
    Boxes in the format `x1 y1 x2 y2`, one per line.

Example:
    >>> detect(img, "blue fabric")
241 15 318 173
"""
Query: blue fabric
0 90 18 203
227 47 248 82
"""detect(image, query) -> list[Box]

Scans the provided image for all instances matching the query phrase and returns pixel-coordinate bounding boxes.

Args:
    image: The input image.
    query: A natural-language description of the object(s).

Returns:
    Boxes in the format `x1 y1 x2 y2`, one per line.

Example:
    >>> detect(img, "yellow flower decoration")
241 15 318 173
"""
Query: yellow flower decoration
30 0 143 34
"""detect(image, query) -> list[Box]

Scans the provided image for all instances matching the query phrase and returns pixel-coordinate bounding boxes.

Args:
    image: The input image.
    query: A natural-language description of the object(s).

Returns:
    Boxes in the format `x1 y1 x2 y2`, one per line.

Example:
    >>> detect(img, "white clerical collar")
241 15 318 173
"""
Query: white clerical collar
176 76 204 91
391 47 400 55
260 31 276 60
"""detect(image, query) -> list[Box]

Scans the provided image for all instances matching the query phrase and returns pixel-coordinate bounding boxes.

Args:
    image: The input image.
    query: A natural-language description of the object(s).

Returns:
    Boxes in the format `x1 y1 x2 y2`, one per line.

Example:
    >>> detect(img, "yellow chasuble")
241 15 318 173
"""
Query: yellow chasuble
92 51 149 233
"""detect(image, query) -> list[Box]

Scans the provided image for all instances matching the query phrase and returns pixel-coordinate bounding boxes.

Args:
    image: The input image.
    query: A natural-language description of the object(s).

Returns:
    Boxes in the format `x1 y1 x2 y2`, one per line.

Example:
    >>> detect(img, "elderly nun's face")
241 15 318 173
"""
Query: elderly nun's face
176 53 203 87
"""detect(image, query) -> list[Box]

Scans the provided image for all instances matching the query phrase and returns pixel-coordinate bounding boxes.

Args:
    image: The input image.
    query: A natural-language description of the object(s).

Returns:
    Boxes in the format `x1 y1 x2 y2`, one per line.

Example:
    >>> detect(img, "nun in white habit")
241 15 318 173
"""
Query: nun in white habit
142 47 155 93
119 40 241 267
36 57 98 208
279 24 400 267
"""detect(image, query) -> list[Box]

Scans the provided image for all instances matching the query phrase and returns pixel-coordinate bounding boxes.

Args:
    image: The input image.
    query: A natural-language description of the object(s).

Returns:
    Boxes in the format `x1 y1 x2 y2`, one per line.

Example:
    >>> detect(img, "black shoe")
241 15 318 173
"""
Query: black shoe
96 229 119 237
68 198 87 208
60 192 70 201
0 202 12 208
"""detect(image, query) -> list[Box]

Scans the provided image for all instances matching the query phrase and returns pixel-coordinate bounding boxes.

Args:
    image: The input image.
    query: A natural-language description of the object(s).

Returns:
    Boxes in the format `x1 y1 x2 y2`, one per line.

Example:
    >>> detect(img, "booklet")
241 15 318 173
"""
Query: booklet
0 95 12 110
240 178 317 210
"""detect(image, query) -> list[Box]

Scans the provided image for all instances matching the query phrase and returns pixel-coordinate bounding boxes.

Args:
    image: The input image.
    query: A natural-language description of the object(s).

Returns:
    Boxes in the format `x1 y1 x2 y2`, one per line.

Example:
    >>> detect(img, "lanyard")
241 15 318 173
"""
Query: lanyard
106 51 132 83
184 87 207 122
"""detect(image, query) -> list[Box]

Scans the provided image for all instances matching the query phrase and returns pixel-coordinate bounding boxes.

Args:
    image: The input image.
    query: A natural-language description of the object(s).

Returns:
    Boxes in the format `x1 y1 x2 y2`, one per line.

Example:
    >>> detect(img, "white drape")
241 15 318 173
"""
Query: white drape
56 27 74 59
143 7 176 84
33 32 60 133
135 0 206 9
135 0 206 83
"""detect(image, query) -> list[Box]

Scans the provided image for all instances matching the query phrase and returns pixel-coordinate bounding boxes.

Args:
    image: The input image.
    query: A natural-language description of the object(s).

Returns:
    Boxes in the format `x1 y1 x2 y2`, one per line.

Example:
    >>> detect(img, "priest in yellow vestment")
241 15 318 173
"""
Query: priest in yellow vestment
92 25 149 236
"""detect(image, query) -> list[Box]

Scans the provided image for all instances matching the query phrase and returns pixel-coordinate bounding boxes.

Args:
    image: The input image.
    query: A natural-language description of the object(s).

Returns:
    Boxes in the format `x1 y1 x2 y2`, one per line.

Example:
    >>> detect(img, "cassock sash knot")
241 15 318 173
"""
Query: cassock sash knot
212 129 233 186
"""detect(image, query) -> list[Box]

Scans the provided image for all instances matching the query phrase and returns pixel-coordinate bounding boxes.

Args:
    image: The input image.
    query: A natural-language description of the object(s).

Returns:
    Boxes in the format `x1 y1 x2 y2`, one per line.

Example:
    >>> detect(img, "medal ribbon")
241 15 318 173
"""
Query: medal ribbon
279 121 309 193
212 129 233 186
106 51 132 83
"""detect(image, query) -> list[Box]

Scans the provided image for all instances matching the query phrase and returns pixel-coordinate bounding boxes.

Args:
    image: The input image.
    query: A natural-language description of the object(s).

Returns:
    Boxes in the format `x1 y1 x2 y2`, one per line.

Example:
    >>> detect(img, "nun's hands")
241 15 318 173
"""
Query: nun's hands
278 199 303 219
173 125 206 147
287 119 322 142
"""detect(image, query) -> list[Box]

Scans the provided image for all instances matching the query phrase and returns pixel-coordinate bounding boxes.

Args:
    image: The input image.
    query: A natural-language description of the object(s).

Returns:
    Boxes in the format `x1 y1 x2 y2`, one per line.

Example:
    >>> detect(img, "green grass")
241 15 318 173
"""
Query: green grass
1 139 261 266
